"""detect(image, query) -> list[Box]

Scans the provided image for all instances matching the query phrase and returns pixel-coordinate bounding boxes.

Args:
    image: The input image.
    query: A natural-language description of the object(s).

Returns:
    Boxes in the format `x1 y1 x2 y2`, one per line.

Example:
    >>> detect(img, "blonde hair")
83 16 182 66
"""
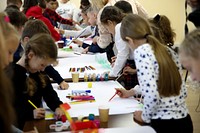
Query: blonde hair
89 0 105 13
180 28 200 59
121 14 182 97
0 12 19 45
0 13 15 133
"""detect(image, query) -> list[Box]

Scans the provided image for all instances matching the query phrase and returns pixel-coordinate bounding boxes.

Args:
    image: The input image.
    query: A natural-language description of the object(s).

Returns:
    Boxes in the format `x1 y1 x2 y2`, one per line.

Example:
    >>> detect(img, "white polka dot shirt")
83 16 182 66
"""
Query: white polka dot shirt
134 43 188 123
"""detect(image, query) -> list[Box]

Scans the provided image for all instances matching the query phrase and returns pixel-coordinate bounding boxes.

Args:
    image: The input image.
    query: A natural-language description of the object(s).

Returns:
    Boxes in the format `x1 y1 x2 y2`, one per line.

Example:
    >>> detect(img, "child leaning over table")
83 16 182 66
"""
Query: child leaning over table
116 14 193 133
7 33 65 130
0 12 36 133
72 6 105 54
13 19 69 90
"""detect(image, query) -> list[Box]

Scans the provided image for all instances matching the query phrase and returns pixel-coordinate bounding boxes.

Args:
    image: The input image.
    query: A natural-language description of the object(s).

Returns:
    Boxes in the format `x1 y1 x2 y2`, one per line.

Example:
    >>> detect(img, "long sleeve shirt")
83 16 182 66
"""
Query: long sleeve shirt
13 44 64 84
64 26 94 38
97 0 149 49
109 23 134 77
134 43 188 123
10 63 62 129
43 8 73 28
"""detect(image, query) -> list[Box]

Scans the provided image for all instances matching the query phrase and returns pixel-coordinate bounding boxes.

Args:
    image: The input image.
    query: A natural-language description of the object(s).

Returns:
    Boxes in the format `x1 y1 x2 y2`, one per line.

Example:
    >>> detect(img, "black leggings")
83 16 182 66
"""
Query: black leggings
150 114 193 133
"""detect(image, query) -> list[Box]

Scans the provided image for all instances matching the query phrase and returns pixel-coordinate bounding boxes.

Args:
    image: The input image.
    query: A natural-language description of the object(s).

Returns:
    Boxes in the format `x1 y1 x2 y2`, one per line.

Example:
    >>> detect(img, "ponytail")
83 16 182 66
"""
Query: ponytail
146 35 182 97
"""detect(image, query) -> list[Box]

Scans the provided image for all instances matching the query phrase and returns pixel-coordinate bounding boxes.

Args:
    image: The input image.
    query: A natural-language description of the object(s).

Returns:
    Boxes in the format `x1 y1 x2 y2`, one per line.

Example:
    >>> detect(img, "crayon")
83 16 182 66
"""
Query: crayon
89 66 95 70
70 100 95 105
72 90 91 93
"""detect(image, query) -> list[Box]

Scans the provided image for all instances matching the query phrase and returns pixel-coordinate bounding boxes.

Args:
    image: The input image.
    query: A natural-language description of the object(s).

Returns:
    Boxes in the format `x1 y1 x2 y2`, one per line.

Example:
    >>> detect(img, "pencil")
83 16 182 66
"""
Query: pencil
70 100 95 104
28 100 38 109
108 90 120 102
67 28 87 46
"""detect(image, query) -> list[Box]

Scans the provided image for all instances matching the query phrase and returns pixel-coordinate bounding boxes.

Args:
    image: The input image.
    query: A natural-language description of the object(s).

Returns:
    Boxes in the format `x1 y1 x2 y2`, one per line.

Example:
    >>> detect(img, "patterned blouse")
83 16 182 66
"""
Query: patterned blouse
134 43 188 123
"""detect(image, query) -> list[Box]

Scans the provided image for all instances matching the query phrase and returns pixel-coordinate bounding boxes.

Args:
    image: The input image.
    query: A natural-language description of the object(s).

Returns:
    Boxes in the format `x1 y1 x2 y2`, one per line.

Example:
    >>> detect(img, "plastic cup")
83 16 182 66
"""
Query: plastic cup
98 105 109 128
72 72 79 83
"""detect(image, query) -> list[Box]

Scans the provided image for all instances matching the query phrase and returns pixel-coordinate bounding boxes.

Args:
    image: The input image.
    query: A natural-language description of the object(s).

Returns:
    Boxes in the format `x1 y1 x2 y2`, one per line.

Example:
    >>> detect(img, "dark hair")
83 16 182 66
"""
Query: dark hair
100 6 125 24
23 0 46 14
121 14 182 97
149 14 176 46
114 0 133 14
5 4 20 10
80 0 90 9
45 0 56 2
5 7 28 29
22 19 50 40
24 33 57 96
7 0 22 6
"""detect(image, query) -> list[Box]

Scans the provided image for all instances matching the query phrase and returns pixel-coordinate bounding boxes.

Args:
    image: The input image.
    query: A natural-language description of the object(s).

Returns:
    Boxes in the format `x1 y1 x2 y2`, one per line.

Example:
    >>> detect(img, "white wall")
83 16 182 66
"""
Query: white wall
137 0 195 45
0 0 6 11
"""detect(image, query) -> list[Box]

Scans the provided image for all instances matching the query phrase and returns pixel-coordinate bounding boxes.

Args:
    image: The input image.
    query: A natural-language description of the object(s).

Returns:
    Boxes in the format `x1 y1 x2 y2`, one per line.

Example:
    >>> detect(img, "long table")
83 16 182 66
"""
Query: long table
23 47 156 132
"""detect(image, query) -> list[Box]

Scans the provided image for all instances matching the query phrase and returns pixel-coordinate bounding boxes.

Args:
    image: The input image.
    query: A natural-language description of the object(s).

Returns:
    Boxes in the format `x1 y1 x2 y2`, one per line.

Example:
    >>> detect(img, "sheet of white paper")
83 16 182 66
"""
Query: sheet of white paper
54 53 111 79
43 81 142 118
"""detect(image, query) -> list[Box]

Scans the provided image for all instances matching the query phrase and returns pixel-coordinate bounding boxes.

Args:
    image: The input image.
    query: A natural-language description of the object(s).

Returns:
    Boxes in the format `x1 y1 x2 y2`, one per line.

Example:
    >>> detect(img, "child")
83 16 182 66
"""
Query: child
148 14 176 47
59 7 92 37
0 12 19 133
5 7 28 35
73 6 104 53
118 14 193 133
0 12 36 133
56 0 80 30
8 33 64 129
23 0 61 41
179 29 200 82
90 0 148 54
14 19 69 89
43 0 74 28
100 5 138 89
121 14 177 89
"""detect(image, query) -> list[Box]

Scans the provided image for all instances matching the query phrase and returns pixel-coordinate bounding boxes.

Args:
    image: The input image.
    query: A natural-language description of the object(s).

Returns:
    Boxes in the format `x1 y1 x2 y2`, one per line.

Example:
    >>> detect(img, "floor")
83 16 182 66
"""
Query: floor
185 76 200 133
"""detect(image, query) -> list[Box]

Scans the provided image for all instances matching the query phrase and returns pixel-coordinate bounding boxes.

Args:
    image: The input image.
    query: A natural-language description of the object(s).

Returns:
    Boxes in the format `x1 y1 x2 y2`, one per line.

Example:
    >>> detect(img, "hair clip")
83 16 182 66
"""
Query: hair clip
4 16 10 22
154 14 160 22
26 72 30 77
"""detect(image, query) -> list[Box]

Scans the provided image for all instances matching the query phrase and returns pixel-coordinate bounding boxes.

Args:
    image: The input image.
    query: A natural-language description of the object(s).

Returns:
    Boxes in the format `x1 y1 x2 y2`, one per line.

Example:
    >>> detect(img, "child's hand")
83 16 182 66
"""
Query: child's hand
133 111 145 125
92 36 98 44
55 107 65 119
111 56 117 67
33 108 45 119
59 29 65 35
59 81 69 90
54 27 59 33
123 66 137 75
82 47 89 54
73 20 80 25
115 88 133 98
72 39 83 46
